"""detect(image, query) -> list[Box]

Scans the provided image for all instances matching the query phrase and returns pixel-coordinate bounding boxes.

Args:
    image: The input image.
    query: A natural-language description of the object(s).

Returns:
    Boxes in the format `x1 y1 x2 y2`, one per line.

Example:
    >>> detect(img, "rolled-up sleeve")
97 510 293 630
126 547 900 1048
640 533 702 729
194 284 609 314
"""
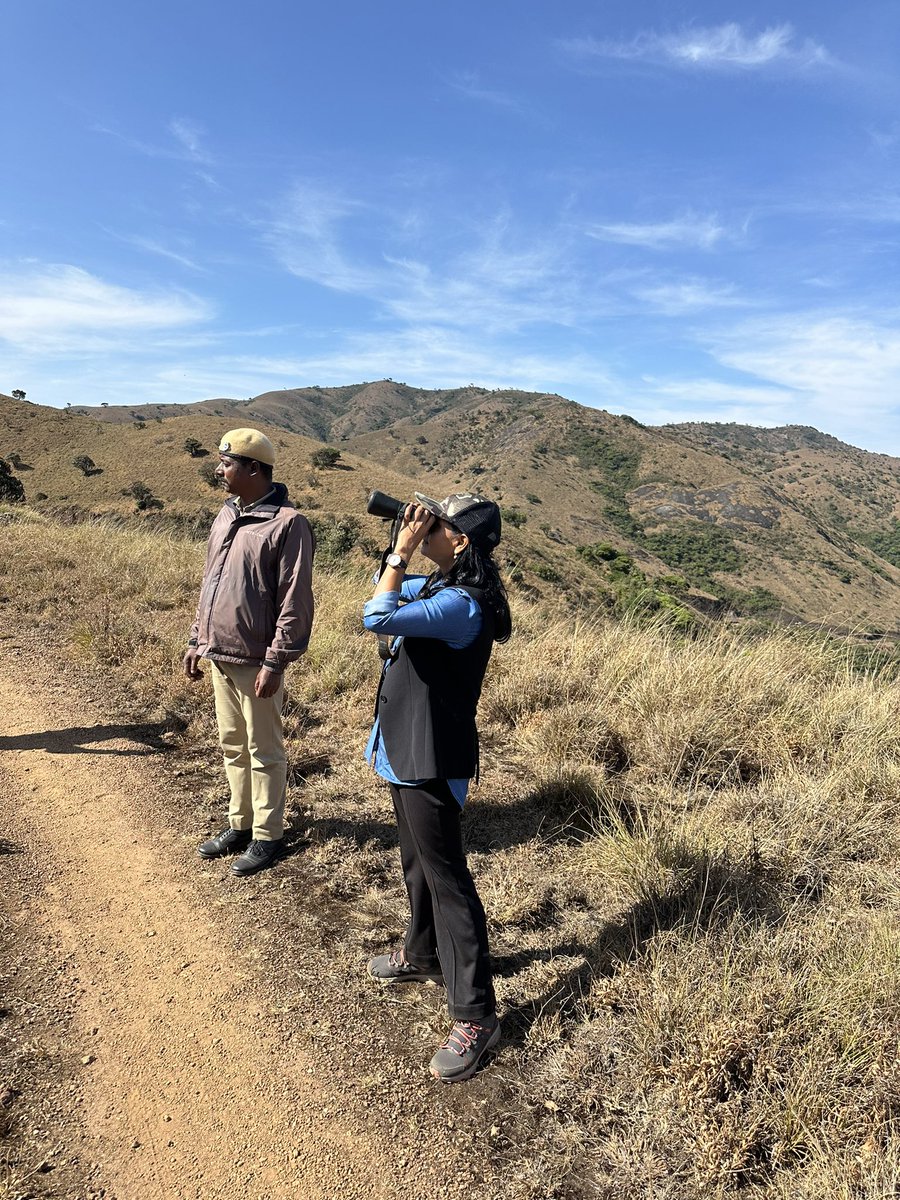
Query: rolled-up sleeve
363 586 481 648
265 514 315 669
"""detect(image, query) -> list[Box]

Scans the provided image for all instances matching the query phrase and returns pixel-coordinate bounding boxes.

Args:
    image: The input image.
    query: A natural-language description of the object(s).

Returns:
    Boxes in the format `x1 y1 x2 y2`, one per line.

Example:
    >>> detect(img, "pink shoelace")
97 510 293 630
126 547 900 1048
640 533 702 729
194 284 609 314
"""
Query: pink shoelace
440 1021 488 1057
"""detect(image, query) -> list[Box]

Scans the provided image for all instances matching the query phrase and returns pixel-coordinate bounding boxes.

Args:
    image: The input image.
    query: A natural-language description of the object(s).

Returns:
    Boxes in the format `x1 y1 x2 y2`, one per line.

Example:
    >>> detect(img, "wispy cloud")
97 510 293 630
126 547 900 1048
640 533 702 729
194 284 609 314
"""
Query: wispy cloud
263 186 600 333
93 117 218 184
627 377 800 433
586 212 725 249
262 184 380 296
102 229 206 272
0 264 212 353
708 314 900 408
168 118 212 164
561 23 836 74
447 71 528 115
635 312 898 451
632 278 747 314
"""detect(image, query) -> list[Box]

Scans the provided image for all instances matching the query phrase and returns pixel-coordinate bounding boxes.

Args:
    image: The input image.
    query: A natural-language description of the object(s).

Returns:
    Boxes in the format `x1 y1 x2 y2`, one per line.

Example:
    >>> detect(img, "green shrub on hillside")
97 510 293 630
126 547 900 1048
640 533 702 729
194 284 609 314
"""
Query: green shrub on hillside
198 461 219 488
0 458 24 503
122 481 164 512
534 562 561 583
310 447 342 469
566 431 640 485
577 541 633 572
717 584 783 617
309 513 360 564
855 520 900 570
643 524 742 584
501 507 527 528
72 454 97 476
587 480 645 539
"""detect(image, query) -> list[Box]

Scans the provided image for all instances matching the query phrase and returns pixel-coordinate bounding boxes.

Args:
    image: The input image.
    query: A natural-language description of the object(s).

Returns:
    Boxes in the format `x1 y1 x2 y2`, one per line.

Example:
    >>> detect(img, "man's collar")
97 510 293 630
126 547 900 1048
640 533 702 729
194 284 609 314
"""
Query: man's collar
234 485 276 513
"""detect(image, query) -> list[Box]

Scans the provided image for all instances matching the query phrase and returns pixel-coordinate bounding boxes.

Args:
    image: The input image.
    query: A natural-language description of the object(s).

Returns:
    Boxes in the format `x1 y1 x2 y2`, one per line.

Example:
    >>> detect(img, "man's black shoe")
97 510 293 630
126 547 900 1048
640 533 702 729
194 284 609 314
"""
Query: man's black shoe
198 827 252 859
231 838 285 877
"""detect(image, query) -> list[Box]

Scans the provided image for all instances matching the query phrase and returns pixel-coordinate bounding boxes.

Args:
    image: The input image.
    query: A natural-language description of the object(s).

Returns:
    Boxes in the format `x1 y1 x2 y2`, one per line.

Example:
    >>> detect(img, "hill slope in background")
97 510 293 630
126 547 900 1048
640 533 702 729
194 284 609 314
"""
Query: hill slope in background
5 387 900 634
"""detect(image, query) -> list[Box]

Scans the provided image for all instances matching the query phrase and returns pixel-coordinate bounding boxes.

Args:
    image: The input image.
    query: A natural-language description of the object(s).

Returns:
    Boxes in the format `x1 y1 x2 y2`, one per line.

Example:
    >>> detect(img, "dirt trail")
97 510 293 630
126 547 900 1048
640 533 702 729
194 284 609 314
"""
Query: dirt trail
0 664 414 1200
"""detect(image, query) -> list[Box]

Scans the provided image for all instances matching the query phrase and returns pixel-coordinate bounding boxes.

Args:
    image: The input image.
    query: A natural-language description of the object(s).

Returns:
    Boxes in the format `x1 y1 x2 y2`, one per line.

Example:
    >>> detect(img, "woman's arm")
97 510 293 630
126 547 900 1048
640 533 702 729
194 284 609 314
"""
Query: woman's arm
363 587 482 648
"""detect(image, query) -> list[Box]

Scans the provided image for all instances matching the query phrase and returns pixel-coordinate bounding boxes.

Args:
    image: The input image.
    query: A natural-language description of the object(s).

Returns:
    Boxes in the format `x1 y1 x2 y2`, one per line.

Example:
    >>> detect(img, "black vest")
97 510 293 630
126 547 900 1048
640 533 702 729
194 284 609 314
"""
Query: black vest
376 585 495 780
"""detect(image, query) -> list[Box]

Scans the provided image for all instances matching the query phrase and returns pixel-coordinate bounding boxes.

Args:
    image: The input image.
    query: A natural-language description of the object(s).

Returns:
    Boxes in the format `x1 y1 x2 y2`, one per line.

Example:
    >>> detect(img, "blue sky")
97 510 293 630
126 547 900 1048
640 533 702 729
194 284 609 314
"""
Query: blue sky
3 0 900 452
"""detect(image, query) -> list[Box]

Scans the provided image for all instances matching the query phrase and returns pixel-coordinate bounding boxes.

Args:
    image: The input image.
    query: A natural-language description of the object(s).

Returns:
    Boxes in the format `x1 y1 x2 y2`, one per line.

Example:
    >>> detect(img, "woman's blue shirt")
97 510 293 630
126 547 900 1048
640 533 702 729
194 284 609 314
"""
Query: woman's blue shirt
363 575 483 806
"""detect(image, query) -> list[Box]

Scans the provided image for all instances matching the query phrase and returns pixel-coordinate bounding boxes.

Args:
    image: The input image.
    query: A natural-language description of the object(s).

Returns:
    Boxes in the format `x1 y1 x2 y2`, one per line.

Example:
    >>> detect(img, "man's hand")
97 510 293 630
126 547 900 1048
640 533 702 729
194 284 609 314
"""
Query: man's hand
254 666 281 699
183 648 204 680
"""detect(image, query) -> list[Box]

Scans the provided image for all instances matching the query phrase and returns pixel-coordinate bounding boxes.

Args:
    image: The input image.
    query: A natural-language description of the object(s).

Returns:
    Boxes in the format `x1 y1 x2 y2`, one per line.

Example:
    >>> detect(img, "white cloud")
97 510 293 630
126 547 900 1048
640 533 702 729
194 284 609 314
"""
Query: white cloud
102 230 206 272
6 322 624 414
264 187 603 333
448 72 528 115
168 118 211 164
632 278 747 314
93 118 218 184
562 23 835 73
709 314 900 404
581 312 900 455
263 185 380 296
587 213 725 249
0 264 212 353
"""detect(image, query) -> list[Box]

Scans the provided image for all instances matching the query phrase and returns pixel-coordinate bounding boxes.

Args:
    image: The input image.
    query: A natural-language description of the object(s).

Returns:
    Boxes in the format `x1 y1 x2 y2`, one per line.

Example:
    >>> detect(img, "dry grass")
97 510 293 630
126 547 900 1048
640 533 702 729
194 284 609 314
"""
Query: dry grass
3 505 900 1198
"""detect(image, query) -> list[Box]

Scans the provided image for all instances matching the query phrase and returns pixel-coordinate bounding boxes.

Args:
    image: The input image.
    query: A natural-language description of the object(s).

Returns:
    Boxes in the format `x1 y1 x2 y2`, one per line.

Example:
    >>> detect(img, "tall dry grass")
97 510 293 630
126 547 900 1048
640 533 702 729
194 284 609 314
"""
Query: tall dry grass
3 505 900 1198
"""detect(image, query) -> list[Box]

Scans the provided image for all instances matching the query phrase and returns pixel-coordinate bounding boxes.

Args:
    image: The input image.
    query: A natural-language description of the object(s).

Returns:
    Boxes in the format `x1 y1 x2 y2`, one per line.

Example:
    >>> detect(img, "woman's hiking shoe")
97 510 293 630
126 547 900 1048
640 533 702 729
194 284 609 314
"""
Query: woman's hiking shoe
368 948 444 985
198 827 252 859
429 1015 501 1083
230 838 285 877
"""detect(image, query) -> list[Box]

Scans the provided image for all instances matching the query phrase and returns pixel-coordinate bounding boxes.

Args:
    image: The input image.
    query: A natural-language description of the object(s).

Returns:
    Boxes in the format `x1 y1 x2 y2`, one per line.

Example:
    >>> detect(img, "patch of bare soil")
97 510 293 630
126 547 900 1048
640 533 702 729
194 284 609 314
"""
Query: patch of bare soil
0 635 511 1200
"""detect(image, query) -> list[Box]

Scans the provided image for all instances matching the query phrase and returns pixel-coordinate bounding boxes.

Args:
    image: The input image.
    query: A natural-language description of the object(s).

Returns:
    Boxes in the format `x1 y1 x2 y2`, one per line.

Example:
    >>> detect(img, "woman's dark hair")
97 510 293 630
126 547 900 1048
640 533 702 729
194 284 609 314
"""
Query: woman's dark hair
420 541 512 644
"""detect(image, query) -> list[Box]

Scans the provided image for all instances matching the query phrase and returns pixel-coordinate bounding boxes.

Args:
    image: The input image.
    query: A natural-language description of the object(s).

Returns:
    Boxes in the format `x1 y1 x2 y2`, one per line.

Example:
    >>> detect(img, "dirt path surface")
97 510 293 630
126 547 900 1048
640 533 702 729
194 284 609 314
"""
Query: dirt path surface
0 654 503 1200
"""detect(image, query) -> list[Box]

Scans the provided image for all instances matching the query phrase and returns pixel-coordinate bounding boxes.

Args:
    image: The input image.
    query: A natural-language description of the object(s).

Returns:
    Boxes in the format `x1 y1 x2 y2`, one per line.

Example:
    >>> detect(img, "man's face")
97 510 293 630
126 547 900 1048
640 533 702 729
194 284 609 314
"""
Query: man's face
215 453 253 495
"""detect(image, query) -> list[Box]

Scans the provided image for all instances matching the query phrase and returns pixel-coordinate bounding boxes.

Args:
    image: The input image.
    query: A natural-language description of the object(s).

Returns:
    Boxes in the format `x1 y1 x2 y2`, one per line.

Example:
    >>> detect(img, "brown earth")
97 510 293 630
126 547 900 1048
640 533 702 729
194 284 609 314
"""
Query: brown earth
0 643 510 1200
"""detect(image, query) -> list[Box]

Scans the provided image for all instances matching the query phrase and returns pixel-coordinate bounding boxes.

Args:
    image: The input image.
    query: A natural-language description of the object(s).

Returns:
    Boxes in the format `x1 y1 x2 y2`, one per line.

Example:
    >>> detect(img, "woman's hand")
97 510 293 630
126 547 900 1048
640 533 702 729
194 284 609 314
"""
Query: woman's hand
394 503 435 558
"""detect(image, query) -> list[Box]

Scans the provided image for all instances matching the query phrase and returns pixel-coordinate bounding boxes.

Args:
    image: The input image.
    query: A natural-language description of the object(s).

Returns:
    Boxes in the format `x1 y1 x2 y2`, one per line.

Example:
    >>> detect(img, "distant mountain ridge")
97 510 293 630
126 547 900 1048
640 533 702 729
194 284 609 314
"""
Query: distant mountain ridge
5 384 899 637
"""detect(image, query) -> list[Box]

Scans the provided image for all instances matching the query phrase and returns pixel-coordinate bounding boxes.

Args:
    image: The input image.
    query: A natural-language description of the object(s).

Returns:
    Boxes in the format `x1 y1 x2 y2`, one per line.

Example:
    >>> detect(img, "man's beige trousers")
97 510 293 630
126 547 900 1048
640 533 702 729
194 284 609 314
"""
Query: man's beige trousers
210 661 286 841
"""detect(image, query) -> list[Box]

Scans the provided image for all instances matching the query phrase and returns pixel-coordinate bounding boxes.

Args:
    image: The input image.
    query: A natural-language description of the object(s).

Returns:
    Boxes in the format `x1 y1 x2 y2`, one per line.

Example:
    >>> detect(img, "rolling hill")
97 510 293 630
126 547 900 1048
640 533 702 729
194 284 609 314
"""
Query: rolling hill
5 385 900 636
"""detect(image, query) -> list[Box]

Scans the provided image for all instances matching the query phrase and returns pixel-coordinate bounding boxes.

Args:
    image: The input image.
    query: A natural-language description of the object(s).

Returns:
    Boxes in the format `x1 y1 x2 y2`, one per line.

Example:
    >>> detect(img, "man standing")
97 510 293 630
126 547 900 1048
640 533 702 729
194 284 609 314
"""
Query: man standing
183 428 315 877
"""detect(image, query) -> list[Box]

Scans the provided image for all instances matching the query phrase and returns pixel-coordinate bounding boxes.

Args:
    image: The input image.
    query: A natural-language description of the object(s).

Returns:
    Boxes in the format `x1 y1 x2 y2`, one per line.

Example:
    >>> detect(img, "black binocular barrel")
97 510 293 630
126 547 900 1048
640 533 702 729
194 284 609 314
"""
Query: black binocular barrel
366 490 406 520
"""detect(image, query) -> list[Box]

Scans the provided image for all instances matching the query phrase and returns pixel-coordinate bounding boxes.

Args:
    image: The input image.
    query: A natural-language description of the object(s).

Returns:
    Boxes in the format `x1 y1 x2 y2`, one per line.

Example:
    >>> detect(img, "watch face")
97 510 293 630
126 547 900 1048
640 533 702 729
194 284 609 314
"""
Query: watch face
387 553 404 568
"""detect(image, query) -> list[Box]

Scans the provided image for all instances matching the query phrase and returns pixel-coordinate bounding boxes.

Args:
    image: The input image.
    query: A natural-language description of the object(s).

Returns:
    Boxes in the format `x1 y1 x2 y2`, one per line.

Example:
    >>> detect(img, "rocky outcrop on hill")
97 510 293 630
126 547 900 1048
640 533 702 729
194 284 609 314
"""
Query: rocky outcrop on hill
630 482 782 531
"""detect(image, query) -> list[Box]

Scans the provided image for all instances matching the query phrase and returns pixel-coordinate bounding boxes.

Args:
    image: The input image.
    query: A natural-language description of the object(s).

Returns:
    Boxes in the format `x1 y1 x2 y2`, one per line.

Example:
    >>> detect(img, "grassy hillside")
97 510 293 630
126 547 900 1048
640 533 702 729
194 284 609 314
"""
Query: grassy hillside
664 422 900 554
4 390 900 633
342 392 900 632
3 504 900 1198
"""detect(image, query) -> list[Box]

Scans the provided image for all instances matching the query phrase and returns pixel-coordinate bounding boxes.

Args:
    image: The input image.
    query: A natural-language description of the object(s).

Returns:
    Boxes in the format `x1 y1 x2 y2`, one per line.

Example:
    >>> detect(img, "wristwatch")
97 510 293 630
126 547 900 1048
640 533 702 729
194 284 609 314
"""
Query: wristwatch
386 552 407 570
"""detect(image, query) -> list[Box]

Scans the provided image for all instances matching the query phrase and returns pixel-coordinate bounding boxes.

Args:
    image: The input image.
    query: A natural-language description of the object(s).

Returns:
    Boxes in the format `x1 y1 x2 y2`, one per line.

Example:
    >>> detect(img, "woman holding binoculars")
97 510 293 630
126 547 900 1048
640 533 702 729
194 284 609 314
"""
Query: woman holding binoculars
362 492 511 1083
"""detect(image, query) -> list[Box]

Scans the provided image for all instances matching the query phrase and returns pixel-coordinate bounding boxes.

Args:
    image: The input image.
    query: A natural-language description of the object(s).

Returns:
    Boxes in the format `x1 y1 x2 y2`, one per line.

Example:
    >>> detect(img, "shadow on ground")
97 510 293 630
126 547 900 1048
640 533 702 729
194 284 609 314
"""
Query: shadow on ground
498 845 787 1046
464 780 635 852
0 721 178 757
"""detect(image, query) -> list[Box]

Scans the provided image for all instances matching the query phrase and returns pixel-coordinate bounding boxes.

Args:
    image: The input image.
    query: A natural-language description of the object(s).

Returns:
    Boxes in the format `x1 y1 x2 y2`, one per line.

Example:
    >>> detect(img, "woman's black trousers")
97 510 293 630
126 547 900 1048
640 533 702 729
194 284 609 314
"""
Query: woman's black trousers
389 780 495 1021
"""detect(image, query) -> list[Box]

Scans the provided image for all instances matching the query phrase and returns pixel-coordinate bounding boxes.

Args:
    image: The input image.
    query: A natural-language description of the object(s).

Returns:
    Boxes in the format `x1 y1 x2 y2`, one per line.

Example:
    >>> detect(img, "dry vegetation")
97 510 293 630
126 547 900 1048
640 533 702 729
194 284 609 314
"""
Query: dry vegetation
3 505 900 1198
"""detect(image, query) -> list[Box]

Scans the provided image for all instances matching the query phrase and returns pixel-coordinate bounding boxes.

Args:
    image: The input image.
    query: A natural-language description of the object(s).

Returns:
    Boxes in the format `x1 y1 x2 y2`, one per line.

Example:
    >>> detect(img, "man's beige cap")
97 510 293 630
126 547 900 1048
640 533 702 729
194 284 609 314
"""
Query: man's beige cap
218 428 276 466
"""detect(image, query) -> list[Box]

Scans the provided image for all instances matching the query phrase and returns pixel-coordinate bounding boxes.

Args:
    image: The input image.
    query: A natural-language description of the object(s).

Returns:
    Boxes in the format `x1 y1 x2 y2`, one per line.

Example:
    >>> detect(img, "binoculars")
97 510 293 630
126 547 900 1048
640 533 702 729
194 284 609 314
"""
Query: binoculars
366 490 407 520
